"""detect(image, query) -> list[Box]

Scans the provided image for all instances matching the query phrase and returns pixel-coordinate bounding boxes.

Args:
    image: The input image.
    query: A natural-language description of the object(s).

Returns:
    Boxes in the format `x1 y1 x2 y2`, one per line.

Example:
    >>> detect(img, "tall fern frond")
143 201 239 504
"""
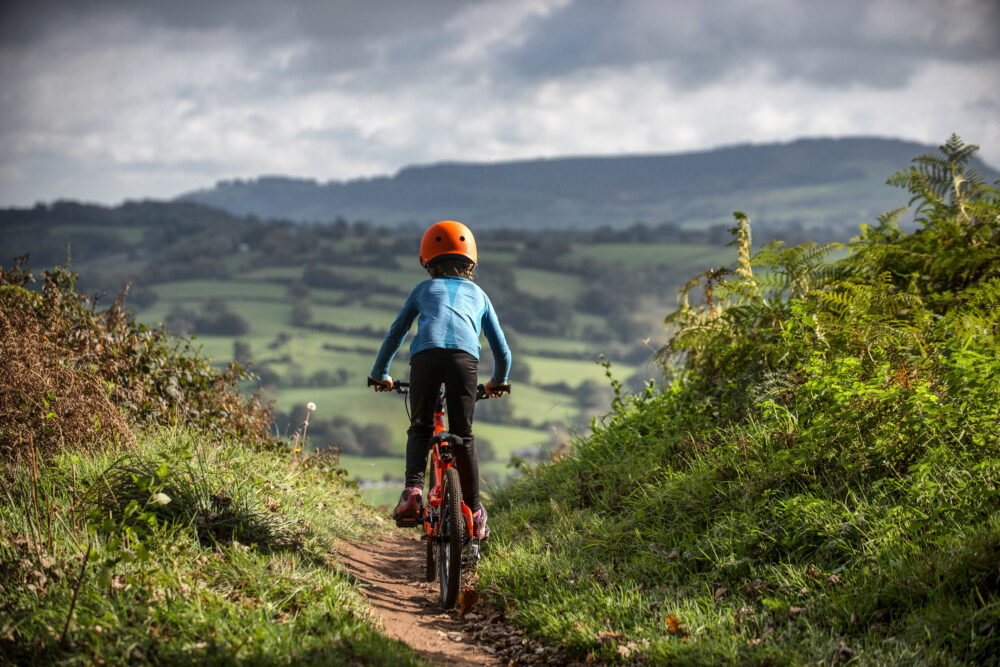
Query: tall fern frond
944 278 1000 348
843 135 1000 309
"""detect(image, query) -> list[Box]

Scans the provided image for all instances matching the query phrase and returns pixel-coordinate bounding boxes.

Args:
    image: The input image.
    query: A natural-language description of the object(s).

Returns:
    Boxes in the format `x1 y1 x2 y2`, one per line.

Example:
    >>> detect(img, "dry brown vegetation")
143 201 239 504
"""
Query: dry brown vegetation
0 256 273 475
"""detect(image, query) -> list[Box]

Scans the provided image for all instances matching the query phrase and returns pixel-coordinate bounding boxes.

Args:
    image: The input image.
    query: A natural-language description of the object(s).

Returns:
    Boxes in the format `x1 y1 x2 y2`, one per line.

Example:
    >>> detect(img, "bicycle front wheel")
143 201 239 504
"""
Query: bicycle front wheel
437 467 464 608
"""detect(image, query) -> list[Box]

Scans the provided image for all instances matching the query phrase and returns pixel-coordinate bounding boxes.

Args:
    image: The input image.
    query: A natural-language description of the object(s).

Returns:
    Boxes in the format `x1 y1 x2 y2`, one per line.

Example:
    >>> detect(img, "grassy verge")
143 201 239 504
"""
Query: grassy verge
480 386 999 664
477 139 1000 664
1 428 426 665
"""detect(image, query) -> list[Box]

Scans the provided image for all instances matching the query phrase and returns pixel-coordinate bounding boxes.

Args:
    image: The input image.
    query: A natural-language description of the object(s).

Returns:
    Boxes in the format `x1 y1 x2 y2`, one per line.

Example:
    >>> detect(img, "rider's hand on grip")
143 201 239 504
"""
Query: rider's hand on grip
484 380 510 398
368 376 393 392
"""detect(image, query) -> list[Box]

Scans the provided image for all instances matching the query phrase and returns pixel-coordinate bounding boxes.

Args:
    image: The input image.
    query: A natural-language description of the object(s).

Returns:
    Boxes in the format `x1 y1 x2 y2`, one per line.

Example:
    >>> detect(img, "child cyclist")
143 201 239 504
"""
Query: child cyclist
368 220 511 541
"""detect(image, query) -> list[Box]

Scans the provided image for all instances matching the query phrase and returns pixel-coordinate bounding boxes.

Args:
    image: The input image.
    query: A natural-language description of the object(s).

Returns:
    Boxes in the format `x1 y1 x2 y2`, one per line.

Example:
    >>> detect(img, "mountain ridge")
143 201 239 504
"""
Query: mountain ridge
177 136 999 232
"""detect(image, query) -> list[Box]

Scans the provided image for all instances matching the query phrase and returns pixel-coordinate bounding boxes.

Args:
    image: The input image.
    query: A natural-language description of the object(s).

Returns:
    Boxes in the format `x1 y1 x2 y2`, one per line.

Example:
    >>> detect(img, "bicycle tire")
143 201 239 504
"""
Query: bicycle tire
426 534 435 582
437 467 464 608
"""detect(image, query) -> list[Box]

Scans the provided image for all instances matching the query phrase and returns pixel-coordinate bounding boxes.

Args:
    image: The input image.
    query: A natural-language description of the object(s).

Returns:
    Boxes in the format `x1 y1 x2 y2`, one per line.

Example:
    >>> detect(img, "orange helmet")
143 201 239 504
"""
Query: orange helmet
419 220 478 266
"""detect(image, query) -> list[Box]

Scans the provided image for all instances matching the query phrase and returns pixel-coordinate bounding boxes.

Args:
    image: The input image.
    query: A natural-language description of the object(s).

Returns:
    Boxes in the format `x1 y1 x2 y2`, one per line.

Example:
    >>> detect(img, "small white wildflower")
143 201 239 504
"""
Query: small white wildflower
306 402 316 412
152 492 171 506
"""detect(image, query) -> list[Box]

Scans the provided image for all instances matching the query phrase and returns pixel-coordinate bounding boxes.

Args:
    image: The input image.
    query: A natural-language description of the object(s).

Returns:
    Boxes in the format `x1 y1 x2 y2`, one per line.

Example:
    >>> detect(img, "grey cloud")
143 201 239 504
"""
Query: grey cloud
0 0 469 45
502 0 1000 89
1 0 998 206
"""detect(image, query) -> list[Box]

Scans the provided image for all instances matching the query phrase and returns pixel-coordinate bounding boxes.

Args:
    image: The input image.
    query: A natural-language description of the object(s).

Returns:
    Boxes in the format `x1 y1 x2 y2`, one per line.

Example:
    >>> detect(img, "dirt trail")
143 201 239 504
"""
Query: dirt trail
340 532 500 666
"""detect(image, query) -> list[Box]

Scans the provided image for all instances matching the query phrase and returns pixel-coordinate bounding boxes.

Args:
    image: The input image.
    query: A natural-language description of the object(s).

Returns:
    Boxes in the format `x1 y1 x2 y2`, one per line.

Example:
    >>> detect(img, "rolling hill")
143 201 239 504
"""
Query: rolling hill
179 136 998 233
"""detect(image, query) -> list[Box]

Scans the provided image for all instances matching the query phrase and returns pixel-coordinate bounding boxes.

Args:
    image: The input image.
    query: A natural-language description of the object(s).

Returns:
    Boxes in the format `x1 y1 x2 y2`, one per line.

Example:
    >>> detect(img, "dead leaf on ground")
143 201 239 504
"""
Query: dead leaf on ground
596 630 625 646
617 642 638 658
666 614 688 637
833 640 855 662
591 567 610 584
458 588 479 616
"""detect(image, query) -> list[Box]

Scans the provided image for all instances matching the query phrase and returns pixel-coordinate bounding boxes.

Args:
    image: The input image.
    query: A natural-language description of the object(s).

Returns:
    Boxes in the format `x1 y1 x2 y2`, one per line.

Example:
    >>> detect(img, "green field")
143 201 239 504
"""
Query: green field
342 455 522 507
522 354 632 387
565 242 735 267
514 268 586 301
152 279 289 301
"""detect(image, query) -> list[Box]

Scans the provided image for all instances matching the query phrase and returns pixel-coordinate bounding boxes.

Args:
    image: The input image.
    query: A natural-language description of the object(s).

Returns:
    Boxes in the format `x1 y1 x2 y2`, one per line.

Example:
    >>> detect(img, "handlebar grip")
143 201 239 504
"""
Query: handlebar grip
369 377 409 393
477 383 511 399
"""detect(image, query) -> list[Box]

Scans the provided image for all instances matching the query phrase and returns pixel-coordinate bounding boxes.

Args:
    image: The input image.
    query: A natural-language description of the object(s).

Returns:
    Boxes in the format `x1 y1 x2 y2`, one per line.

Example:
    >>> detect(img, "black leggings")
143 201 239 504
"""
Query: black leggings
405 349 481 512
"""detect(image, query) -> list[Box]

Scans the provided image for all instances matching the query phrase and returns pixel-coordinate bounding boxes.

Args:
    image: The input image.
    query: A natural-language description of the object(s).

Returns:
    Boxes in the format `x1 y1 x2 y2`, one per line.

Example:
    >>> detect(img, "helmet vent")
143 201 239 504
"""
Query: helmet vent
436 236 442 242
459 236 466 241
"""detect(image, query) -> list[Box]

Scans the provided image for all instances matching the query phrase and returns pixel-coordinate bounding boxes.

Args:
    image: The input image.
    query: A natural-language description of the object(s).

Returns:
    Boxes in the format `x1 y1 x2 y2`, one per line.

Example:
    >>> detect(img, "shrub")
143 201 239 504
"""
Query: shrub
0 257 274 473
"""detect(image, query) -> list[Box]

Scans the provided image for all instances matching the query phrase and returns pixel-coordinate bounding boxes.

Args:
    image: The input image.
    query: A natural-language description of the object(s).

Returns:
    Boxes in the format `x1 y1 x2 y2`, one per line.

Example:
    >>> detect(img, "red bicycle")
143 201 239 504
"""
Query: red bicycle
369 378 510 608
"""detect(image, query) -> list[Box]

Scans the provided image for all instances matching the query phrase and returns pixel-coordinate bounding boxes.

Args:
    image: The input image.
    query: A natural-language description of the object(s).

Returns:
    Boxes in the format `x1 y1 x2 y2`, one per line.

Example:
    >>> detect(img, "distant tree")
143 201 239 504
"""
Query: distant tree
476 436 496 462
356 423 393 456
291 299 311 327
194 299 249 336
326 425 361 455
233 340 252 365
165 304 197 335
287 281 309 298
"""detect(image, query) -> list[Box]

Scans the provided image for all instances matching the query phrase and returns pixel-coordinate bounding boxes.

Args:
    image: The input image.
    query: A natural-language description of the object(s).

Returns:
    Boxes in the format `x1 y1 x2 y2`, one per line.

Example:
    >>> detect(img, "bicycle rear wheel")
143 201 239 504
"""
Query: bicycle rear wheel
437 467 464 608
426 535 435 582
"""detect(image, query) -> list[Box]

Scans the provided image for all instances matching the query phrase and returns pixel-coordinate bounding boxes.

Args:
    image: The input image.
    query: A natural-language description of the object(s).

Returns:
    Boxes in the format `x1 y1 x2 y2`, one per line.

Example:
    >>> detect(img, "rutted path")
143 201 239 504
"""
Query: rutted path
340 532 500 666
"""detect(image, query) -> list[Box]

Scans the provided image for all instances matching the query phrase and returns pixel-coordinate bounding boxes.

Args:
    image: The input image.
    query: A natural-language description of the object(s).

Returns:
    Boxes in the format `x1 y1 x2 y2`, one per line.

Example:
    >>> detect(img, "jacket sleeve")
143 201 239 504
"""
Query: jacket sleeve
481 295 512 384
370 288 420 380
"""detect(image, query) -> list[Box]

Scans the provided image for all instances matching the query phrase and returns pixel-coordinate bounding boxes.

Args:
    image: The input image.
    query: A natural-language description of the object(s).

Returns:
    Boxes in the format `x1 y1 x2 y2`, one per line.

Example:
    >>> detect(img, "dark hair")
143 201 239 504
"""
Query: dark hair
427 256 475 279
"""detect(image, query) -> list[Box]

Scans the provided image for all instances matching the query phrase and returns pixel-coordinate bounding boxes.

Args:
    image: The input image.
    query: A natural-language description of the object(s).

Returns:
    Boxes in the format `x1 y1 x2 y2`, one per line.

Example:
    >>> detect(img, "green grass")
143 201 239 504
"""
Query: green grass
243 266 306 280
134 300 295 341
514 268 586 301
336 420 549 477
151 279 290 302
565 242 735 268
358 485 404 509
0 428 426 665
474 422 549 458
350 460 520 508
476 250 521 265
522 355 634 388
308 303 403 330
505 383 581 426
341 262 426 291
339 455 402 482
478 386 1000 664
516 333 594 356
276 386 410 447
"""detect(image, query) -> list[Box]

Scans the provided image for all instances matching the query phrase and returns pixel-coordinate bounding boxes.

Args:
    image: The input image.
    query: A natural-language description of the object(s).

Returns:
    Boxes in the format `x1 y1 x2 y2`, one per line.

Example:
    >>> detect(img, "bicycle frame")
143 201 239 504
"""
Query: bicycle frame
424 394 475 545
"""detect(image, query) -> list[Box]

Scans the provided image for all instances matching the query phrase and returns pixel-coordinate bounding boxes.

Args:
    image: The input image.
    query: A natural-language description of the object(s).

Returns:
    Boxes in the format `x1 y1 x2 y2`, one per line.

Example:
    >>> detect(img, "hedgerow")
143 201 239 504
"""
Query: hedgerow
1 257 273 472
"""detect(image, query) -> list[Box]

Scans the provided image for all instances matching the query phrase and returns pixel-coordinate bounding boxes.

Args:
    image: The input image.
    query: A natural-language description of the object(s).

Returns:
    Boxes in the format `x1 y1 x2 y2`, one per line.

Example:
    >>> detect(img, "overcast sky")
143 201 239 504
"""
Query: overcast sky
1 0 998 207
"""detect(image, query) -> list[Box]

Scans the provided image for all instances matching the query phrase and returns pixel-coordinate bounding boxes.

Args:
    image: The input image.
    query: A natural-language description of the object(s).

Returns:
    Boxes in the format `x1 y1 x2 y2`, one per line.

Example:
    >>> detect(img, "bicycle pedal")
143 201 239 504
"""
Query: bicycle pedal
394 516 420 528
462 543 481 568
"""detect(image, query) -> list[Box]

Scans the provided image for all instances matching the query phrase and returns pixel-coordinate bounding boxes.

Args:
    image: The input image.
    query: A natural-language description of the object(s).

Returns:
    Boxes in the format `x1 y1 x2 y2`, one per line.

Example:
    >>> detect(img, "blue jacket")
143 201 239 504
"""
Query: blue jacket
370 277 512 383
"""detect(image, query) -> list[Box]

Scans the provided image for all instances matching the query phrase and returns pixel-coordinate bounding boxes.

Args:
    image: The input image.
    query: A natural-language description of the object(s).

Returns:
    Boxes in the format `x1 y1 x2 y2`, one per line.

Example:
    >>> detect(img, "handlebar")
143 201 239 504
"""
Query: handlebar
367 377 510 399
477 383 511 400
